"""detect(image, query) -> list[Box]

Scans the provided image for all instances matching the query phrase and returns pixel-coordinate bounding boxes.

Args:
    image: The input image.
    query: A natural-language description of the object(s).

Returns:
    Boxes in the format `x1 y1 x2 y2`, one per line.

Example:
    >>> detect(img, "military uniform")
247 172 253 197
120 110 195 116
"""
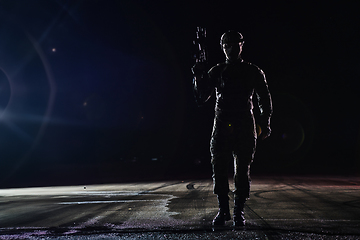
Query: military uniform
192 30 272 226
193 57 272 225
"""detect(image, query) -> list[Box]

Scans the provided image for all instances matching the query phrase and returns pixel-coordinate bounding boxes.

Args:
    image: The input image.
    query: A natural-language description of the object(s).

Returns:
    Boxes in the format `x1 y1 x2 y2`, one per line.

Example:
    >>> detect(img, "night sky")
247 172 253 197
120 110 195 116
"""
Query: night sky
0 1 359 187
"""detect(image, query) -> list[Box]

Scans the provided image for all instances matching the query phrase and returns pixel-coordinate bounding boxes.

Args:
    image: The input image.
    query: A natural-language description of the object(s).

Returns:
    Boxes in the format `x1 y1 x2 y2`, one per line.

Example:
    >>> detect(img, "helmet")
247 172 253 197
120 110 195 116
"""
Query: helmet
220 30 244 46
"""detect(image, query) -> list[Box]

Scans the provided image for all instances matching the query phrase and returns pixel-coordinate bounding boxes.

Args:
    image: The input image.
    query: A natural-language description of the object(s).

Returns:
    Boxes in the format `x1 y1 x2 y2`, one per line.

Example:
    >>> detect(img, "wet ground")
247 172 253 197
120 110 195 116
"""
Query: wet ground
0 176 360 239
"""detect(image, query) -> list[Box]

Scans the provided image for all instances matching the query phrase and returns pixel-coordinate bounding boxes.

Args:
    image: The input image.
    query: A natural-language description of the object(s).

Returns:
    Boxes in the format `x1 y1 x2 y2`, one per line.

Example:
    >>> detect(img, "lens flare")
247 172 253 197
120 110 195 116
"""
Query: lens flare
275 117 305 154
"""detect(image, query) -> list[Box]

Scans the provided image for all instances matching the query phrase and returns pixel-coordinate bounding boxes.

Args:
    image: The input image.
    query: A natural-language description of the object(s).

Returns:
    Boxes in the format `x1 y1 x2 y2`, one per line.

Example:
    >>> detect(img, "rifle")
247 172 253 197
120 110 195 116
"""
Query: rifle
192 27 208 64
192 27 211 106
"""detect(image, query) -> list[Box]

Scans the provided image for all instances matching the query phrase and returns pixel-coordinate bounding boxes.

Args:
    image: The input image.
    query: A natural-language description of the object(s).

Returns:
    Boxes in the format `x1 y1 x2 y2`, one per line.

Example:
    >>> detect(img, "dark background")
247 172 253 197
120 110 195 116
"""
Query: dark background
0 0 359 187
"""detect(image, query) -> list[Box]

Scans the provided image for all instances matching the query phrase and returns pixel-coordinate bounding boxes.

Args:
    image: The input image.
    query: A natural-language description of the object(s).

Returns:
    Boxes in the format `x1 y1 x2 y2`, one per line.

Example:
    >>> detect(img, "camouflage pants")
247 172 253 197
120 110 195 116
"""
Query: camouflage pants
210 115 257 199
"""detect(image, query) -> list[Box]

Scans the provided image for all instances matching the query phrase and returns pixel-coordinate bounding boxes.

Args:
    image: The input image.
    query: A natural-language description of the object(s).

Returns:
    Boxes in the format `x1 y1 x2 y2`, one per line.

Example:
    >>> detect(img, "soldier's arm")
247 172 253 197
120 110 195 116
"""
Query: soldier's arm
254 68 273 139
192 63 215 106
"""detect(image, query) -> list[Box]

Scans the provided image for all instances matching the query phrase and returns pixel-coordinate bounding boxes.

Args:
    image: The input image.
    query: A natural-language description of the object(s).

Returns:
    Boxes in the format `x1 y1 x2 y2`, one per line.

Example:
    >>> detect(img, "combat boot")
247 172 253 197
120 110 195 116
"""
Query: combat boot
233 197 246 227
212 195 231 226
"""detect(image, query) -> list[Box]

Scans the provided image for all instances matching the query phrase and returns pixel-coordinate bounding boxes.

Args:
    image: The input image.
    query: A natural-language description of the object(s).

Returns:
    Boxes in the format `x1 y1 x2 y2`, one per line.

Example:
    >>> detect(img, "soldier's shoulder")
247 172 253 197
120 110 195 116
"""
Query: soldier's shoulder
243 61 265 75
242 61 261 70
208 62 226 75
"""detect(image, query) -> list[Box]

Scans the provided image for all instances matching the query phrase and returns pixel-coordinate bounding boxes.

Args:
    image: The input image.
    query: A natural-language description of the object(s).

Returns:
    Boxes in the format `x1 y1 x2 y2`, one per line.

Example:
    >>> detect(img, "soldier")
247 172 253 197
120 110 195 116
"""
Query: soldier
192 30 273 226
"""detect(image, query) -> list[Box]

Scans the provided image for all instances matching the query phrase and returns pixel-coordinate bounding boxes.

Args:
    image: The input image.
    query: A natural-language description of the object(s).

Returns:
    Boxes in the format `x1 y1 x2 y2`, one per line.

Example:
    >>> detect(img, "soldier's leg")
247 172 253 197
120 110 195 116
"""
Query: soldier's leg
232 133 256 226
210 123 232 226
211 150 233 225
211 152 232 196
233 155 253 200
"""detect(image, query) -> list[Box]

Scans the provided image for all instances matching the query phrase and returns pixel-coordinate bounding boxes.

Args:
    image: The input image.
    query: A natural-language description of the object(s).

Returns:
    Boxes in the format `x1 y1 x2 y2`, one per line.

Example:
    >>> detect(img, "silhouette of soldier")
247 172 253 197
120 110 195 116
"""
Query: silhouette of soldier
192 30 273 226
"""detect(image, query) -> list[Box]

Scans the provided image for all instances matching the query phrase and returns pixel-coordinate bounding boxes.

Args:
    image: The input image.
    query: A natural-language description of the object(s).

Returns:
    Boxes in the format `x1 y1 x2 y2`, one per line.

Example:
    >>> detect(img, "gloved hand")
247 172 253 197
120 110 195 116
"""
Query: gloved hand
259 125 271 140
191 62 206 75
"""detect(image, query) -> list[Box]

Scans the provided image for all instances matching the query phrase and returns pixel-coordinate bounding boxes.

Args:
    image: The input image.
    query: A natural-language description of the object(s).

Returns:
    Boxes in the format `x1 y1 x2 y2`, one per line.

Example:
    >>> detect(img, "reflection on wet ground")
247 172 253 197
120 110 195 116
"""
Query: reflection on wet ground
0 176 359 239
